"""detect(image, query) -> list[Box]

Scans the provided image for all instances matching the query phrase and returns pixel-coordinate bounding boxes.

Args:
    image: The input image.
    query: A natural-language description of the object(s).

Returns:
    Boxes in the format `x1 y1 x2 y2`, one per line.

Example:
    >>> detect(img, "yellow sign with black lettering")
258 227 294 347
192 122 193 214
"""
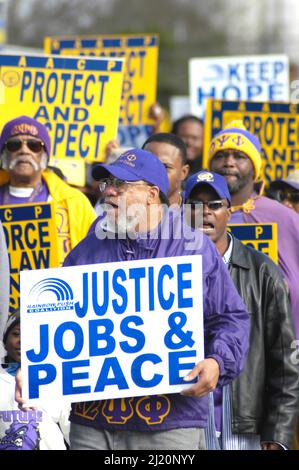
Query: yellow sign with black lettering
0 202 59 314
0 54 124 162
227 223 278 263
44 34 159 126
203 99 299 184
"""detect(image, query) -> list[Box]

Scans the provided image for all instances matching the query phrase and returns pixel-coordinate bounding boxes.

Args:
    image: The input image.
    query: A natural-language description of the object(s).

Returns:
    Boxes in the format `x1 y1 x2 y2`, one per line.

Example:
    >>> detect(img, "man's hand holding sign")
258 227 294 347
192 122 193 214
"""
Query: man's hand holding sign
182 358 220 397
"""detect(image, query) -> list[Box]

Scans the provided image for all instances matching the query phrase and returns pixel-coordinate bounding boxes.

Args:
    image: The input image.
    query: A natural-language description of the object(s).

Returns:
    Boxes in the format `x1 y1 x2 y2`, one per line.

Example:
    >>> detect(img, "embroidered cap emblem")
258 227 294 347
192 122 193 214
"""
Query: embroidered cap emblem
126 154 137 162
197 172 214 182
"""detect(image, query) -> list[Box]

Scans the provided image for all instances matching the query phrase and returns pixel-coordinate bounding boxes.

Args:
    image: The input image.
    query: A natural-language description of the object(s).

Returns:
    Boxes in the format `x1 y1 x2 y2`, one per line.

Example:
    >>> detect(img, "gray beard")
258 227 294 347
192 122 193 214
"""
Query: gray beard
102 209 137 236
217 169 254 195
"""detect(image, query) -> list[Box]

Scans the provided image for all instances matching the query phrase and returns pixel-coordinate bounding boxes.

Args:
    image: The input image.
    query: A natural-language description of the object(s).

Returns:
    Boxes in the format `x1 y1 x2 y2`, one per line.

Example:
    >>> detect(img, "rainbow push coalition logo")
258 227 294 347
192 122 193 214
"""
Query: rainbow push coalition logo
27 278 74 313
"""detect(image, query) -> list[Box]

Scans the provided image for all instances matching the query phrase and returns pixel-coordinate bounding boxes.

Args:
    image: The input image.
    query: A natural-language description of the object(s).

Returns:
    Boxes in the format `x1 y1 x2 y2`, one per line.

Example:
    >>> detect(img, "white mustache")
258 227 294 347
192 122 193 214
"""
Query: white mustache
9 154 40 171
7 153 48 171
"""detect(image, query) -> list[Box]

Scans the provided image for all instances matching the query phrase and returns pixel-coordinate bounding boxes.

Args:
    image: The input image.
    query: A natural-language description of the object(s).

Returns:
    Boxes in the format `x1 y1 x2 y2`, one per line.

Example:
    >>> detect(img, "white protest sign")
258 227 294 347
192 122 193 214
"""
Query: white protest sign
189 55 289 119
20 256 204 405
169 95 190 121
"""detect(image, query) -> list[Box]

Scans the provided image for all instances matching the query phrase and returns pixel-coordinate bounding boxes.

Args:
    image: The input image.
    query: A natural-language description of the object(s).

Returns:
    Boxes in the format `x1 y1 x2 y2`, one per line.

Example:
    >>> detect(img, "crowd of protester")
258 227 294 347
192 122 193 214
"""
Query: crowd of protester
1 77 299 451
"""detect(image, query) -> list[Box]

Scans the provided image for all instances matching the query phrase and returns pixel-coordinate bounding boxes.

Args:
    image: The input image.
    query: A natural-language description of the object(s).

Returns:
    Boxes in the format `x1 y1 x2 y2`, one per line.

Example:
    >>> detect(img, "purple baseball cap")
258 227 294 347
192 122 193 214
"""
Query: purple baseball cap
92 148 170 196
0 116 51 156
184 170 231 205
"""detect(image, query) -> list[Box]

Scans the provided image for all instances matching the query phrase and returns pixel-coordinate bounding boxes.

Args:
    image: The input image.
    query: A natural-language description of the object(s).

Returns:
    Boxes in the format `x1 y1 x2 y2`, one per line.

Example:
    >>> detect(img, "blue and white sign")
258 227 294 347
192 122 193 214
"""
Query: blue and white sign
189 55 290 119
117 124 153 148
20 256 204 405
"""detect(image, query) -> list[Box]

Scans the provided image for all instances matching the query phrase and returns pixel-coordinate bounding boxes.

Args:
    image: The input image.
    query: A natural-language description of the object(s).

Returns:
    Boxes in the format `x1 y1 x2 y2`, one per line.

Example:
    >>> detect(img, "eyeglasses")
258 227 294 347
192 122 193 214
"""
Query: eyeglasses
5 139 45 153
187 200 226 211
99 177 149 192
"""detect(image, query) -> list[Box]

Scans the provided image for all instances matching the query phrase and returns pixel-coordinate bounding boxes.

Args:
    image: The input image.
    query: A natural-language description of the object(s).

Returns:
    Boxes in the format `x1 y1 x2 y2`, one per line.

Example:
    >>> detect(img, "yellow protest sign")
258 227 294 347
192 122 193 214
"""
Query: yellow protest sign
203 99 299 184
49 158 86 187
228 223 278 263
0 202 59 314
0 54 124 162
44 34 159 126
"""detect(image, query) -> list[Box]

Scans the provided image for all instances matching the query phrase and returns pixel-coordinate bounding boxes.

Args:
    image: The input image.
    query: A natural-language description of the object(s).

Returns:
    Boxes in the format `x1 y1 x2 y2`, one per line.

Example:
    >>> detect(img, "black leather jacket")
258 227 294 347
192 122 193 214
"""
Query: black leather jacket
229 236 299 448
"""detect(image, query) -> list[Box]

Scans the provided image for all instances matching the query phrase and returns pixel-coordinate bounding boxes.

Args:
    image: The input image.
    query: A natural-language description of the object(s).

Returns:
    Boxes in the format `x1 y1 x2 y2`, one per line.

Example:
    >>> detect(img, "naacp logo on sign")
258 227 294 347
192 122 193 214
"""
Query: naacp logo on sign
27 278 74 313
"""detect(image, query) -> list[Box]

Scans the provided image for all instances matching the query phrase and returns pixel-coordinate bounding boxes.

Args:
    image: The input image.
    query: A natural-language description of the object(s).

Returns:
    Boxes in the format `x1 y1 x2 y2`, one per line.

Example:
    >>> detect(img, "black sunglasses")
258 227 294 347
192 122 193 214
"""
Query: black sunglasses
187 200 226 211
5 139 45 153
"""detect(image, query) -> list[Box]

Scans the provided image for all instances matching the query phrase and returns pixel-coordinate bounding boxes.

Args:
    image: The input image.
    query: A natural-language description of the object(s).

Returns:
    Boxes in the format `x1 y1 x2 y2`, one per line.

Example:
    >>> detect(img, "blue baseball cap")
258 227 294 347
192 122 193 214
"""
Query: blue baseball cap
92 148 169 196
184 171 231 205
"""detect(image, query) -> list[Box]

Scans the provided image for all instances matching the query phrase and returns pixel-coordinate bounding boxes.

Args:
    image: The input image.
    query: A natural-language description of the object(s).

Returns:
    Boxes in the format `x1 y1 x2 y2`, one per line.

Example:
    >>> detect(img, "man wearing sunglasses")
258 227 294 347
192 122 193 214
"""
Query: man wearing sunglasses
0 116 95 266
184 170 299 451
30 147 250 451
207 120 299 345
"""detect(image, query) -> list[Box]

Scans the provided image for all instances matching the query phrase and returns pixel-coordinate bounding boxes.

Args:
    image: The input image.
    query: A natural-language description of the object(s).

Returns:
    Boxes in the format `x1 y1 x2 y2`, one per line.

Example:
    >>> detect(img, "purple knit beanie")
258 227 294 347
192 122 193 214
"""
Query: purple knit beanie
0 116 51 156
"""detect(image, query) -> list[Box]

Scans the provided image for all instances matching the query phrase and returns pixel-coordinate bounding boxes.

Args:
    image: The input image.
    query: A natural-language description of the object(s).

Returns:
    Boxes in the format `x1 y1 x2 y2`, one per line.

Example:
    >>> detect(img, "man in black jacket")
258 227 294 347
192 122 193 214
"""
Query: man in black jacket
184 170 299 450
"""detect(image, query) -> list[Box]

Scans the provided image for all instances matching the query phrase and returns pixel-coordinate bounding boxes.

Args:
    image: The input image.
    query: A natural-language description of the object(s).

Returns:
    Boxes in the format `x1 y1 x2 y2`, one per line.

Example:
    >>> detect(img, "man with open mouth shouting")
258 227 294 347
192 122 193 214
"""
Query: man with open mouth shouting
184 170 299 451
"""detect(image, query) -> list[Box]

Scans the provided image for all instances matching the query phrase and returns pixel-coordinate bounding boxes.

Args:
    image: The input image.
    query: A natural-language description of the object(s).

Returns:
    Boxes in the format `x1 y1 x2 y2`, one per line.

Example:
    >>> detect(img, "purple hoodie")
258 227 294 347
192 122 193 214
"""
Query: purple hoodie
64 208 249 432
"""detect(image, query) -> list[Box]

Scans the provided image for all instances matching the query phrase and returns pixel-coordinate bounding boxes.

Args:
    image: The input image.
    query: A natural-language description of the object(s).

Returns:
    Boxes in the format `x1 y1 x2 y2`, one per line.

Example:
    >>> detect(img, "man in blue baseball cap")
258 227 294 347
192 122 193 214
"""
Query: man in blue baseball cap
91 148 170 236
17 149 250 451
184 170 299 451
184 171 231 254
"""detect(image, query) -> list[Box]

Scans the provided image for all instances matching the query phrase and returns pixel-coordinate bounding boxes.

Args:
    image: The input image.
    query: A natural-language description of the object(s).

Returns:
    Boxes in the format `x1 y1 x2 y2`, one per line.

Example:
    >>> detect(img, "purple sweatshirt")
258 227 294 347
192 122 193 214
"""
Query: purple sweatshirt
230 195 299 340
64 208 249 432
